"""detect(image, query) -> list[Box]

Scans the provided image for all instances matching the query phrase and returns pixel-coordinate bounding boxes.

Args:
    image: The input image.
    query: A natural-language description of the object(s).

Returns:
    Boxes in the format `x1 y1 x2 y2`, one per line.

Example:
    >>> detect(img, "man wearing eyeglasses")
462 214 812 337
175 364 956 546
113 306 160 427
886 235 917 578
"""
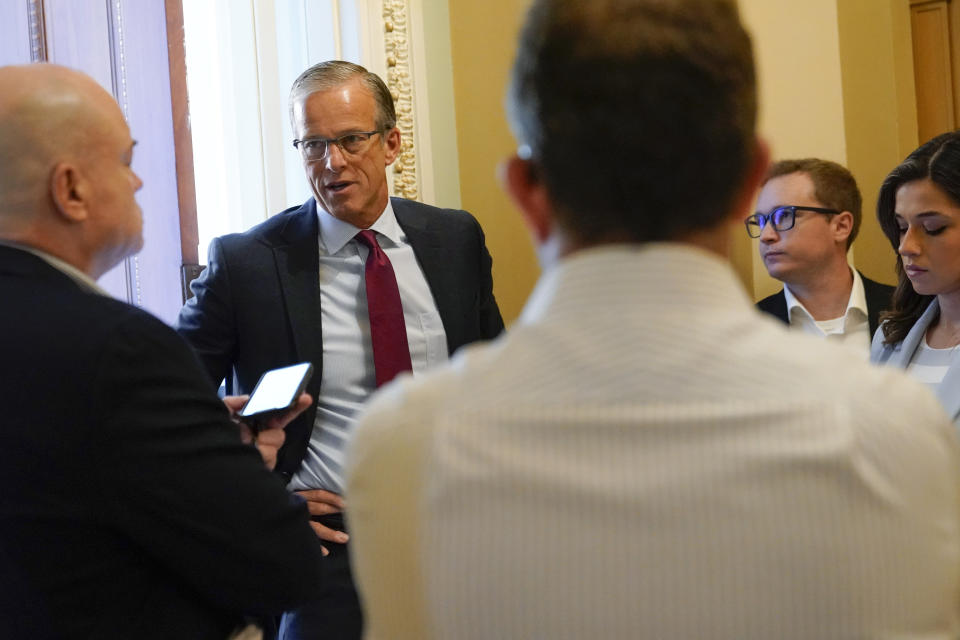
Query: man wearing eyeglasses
747 158 893 353
176 60 504 640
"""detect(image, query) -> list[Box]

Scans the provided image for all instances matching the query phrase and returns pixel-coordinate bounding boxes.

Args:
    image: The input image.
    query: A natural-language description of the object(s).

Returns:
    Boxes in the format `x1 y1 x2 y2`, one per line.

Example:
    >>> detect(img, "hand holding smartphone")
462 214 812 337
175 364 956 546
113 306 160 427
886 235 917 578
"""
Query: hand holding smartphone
238 362 314 429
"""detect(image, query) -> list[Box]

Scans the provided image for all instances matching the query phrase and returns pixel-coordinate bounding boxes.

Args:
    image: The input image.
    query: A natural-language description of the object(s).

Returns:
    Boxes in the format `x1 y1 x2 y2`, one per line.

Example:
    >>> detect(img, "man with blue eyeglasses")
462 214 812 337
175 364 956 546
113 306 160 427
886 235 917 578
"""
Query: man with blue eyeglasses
747 158 893 354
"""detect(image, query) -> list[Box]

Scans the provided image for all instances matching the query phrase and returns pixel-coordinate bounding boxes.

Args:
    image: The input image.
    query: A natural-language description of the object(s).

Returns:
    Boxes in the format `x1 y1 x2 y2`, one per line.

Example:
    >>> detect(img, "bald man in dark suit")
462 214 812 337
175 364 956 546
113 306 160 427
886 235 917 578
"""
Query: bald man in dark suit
0 64 323 639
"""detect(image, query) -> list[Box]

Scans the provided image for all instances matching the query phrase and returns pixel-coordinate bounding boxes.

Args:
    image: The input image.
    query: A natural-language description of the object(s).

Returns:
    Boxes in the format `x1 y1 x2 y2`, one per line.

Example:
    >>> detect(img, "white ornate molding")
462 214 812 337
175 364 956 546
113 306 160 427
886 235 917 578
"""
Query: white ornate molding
27 0 47 62
381 0 419 200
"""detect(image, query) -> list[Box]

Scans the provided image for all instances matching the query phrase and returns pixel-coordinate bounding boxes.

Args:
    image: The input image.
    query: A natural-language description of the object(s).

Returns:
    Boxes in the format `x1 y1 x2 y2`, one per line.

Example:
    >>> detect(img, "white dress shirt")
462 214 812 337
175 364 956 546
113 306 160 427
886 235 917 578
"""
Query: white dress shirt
287 200 447 494
347 243 960 640
908 338 959 395
783 267 870 357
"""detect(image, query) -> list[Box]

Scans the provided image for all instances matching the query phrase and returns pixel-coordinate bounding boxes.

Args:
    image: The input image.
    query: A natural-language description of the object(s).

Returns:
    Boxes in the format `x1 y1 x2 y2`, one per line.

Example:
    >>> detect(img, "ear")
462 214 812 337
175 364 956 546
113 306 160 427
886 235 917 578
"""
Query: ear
499 154 554 243
724 137 770 226
382 127 402 166
832 210 854 246
49 162 90 223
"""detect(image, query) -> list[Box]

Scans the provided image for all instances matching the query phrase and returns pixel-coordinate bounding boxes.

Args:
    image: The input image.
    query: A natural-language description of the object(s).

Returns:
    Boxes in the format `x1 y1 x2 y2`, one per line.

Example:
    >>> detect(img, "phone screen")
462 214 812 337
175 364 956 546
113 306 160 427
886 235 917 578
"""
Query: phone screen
239 362 312 418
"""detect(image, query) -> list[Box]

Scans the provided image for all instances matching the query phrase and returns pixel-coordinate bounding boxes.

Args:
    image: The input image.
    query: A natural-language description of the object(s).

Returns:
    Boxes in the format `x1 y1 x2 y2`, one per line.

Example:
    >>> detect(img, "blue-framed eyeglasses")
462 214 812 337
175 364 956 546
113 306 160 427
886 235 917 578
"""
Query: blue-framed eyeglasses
745 205 840 238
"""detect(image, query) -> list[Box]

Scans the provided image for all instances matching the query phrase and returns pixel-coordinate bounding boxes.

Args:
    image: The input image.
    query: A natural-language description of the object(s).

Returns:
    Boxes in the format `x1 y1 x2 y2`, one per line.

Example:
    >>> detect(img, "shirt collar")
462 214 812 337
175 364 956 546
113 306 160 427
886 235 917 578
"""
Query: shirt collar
0 239 107 295
783 266 867 323
519 243 752 326
316 199 403 255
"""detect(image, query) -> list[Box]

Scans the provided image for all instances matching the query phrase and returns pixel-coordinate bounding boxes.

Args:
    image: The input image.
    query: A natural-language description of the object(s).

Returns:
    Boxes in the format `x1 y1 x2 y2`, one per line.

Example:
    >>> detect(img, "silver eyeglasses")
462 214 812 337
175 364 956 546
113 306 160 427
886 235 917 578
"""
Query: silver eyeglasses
292 130 382 160
745 205 839 238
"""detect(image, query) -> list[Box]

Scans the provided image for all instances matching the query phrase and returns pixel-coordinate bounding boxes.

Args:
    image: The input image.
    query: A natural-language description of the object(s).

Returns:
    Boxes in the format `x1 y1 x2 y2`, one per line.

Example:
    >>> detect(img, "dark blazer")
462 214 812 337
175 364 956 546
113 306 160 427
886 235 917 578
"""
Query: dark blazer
756 271 895 337
0 245 324 639
176 197 504 478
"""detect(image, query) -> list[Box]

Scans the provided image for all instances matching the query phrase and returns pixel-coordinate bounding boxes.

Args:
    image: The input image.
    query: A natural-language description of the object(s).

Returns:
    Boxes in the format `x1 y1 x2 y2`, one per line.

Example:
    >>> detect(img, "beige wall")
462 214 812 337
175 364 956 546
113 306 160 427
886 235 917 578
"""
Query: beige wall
447 0 537 325
737 0 916 299
836 0 917 284
738 0 846 300
417 0 463 209
441 0 917 319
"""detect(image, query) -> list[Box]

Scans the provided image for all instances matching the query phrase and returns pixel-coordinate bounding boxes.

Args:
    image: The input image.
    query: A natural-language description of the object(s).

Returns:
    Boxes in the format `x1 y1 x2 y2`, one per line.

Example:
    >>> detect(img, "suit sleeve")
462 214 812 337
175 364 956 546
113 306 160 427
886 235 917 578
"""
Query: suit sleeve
471 215 505 339
91 311 323 615
176 237 237 389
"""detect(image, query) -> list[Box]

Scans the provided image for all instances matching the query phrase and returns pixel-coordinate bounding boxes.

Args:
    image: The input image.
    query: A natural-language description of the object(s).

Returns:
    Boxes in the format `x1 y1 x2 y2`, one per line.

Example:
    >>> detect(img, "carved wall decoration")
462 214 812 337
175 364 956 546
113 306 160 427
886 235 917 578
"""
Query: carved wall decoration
27 0 47 61
381 0 419 200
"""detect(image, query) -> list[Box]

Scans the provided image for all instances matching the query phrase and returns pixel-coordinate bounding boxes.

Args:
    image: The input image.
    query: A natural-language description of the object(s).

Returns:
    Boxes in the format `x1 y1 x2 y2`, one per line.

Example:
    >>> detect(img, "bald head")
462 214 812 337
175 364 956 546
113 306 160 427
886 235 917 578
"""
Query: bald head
0 65 116 224
0 64 143 277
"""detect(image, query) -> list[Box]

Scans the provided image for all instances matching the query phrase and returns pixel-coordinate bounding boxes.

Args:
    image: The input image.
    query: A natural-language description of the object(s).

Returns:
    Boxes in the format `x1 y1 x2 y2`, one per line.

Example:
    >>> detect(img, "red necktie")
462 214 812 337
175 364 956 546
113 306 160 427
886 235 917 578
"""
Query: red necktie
355 230 413 387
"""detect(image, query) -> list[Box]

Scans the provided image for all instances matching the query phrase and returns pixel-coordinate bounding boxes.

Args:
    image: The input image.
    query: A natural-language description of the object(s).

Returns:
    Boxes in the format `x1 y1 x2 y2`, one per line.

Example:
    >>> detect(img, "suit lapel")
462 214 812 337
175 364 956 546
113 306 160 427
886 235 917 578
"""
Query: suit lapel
887 300 938 369
268 200 324 374
393 198 459 343
759 290 789 324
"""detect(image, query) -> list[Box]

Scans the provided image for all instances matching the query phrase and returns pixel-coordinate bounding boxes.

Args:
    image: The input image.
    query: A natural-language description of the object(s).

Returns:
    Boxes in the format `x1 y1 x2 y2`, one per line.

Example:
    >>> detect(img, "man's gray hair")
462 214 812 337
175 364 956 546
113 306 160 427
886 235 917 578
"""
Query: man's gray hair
288 60 396 131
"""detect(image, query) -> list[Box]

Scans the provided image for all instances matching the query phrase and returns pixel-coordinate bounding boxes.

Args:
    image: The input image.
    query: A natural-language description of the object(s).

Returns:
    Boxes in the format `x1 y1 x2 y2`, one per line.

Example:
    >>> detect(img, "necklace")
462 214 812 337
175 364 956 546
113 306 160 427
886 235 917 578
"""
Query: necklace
926 318 960 351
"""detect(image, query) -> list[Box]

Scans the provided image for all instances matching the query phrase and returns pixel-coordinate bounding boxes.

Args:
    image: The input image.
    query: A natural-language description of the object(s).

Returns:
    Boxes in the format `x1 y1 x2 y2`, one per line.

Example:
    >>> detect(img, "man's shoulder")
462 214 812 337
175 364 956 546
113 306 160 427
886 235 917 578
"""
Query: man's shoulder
756 289 785 307
215 200 315 251
72 290 185 350
4 253 154 328
755 289 787 320
6 264 184 371
859 271 895 300
391 197 479 228
840 359 957 474
762 327 945 427
350 316 956 473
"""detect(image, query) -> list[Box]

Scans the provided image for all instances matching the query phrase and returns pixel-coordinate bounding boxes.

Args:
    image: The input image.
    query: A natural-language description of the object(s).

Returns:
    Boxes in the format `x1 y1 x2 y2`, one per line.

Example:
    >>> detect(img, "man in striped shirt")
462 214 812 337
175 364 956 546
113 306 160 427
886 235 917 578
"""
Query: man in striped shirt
345 1 960 638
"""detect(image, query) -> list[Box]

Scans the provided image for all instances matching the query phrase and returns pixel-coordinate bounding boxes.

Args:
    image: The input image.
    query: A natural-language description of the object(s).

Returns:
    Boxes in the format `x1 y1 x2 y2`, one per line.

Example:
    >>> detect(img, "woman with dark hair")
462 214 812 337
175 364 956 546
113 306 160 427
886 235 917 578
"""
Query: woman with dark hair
871 131 960 427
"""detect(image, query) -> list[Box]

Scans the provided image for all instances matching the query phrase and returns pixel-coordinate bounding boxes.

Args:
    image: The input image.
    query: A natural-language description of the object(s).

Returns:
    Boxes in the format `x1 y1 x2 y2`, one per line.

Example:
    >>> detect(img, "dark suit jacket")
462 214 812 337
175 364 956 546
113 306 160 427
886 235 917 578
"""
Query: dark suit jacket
0 245 324 639
176 197 504 479
756 271 895 337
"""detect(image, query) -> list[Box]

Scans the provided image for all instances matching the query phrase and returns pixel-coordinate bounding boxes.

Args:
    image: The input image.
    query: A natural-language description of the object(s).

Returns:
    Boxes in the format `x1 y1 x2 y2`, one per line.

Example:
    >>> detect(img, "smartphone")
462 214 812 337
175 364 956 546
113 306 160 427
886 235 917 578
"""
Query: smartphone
238 362 313 425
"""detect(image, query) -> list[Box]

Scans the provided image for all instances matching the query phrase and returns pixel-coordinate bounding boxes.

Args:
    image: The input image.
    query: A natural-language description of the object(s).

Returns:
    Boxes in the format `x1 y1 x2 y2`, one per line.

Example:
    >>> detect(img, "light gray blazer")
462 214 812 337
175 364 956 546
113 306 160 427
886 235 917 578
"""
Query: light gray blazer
871 298 960 427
